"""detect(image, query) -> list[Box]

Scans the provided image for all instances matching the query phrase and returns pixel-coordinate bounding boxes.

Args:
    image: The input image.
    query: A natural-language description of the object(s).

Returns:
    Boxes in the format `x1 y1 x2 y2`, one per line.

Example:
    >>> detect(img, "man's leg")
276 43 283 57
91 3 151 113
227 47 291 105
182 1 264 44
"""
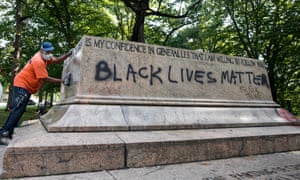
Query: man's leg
0 87 31 138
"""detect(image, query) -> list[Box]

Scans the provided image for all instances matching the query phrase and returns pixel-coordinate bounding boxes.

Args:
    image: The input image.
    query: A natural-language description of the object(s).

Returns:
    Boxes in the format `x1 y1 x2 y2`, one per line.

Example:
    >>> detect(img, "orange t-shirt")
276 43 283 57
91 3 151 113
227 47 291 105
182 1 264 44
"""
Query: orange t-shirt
14 51 55 94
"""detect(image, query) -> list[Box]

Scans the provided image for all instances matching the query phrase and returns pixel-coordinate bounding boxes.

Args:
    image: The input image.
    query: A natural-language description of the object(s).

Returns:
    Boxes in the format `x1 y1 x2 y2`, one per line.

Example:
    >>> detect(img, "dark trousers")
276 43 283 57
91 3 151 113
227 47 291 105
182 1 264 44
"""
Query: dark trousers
2 87 31 135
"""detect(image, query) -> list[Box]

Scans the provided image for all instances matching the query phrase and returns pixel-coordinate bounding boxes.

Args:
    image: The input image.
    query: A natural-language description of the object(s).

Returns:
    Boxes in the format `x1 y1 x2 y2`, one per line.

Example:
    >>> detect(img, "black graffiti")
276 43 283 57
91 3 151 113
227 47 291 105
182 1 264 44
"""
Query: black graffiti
126 64 163 85
95 60 218 85
95 60 121 81
95 60 270 88
207 72 217 83
95 61 163 85
168 66 178 83
150 65 163 85
177 67 217 84
221 70 270 88
95 61 111 80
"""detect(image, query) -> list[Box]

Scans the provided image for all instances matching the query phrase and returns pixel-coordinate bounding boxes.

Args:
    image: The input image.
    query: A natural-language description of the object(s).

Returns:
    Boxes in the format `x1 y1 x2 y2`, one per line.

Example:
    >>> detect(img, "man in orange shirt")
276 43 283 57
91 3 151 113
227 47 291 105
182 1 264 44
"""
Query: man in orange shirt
0 42 72 144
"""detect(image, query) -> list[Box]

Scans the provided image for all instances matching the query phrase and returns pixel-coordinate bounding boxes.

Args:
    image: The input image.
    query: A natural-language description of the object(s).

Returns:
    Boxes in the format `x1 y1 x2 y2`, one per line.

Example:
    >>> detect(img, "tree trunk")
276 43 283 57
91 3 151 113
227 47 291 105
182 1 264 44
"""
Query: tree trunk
6 0 23 111
131 9 145 42
50 92 54 107
268 67 277 102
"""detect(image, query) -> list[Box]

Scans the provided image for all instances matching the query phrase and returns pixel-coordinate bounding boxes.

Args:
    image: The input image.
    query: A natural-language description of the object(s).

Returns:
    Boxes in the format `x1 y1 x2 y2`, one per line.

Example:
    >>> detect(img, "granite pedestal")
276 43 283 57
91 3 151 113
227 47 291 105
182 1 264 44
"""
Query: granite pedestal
2 36 299 178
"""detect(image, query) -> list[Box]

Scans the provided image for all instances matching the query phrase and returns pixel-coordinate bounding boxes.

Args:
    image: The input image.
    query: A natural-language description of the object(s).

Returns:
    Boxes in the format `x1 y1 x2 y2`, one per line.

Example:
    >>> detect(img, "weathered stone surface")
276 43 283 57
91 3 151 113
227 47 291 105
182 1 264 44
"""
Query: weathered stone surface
109 151 300 180
60 36 274 105
42 105 297 132
120 126 300 168
1 123 125 178
2 123 300 178
41 36 287 132
2 36 299 179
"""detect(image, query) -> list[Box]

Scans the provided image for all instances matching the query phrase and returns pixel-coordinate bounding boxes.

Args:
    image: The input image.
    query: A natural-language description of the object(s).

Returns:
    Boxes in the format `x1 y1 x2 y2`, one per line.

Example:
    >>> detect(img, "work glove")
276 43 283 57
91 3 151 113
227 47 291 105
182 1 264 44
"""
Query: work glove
63 72 72 86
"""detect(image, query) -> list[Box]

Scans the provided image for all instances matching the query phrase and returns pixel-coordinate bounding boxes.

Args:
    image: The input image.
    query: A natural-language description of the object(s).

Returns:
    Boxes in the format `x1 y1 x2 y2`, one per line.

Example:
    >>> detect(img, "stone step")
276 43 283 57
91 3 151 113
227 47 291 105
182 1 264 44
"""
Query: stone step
41 105 299 132
2 121 300 178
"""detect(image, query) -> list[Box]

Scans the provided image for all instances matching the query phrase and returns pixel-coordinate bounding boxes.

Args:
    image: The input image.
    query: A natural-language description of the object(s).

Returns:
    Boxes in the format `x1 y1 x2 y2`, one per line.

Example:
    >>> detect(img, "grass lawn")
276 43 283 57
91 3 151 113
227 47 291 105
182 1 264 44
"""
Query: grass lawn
0 105 40 127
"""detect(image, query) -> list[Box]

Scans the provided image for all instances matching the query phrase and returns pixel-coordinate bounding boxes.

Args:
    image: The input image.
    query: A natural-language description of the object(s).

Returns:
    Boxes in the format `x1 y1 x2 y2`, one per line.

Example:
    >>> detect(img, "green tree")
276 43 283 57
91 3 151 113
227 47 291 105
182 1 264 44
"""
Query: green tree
1 0 120 107
0 0 28 109
221 0 300 114
121 0 202 42
116 0 299 114
173 0 299 114
1 0 299 114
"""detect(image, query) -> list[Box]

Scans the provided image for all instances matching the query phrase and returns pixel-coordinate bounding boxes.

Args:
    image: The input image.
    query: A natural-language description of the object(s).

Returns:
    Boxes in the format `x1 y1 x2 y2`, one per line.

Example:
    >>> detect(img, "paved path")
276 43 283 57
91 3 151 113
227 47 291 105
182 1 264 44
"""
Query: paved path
1 144 299 180
0 146 4 176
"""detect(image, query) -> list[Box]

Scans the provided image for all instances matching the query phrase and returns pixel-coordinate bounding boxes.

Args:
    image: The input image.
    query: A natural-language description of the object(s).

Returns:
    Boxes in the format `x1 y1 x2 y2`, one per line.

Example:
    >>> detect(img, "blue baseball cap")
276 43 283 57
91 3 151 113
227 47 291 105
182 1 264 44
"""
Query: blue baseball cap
41 42 54 52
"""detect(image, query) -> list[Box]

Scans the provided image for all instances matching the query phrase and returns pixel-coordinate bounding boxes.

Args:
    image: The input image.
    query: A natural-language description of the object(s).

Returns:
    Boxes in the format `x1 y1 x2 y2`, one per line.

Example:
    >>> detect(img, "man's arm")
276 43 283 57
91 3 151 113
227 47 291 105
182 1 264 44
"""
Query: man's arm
43 77 63 84
53 49 73 63
43 73 71 86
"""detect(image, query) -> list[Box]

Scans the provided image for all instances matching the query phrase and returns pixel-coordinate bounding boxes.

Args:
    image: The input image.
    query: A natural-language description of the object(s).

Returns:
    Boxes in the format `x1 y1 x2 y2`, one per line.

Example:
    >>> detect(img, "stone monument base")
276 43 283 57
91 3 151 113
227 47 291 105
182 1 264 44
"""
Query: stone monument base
2 36 300 178
41 105 296 132
1 117 300 178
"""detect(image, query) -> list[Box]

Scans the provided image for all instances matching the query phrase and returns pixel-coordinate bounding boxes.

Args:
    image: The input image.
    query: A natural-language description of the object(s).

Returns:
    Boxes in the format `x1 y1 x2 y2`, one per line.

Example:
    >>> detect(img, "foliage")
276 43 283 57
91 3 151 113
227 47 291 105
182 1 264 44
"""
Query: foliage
121 0 202 42
0 1 15 87
0 105 39 126
172 0 300 114
0 0 299 115
221 0 300 114
0 0 119 104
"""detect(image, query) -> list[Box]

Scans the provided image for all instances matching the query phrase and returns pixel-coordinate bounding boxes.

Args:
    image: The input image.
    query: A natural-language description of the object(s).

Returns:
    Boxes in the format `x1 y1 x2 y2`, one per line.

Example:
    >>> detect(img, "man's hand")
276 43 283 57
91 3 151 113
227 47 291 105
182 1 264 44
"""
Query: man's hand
67 48 74 57
55 48 74 63
63 72 72 86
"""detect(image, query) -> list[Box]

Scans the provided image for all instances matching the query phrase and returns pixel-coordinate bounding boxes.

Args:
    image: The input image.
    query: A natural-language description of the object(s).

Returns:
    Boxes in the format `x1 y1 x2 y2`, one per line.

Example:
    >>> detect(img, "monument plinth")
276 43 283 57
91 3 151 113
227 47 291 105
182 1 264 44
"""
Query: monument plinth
2 36 299 178
60 36 273 103
41 36 285 132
